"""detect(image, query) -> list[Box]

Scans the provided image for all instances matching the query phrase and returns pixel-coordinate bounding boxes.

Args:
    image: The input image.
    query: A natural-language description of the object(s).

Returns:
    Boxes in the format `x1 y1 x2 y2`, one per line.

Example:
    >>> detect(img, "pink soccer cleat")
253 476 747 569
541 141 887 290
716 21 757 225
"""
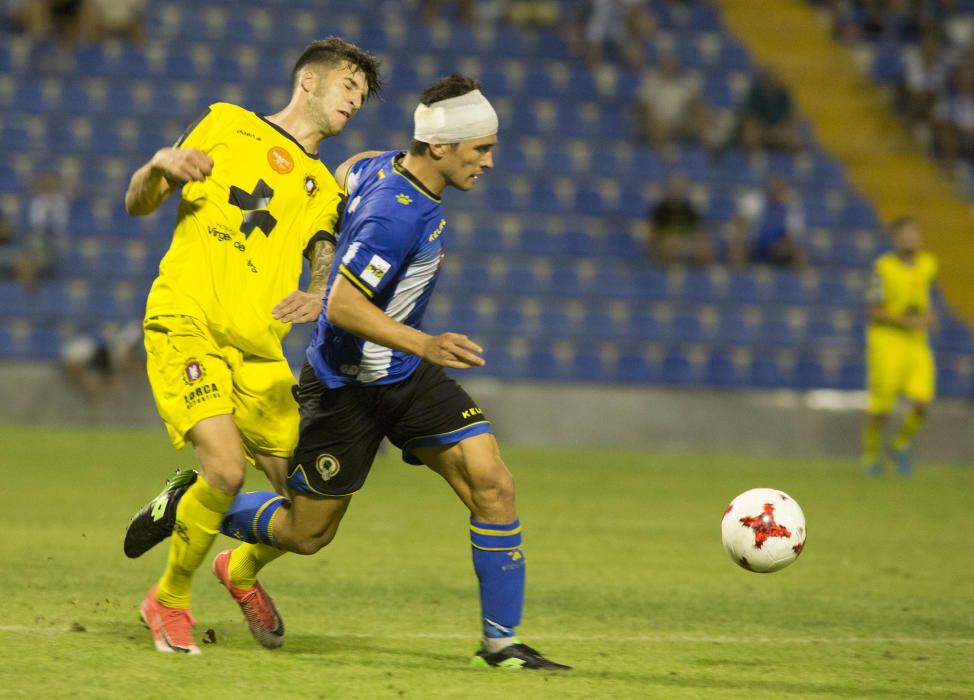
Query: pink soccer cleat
212 549 285 649
139 585 201 655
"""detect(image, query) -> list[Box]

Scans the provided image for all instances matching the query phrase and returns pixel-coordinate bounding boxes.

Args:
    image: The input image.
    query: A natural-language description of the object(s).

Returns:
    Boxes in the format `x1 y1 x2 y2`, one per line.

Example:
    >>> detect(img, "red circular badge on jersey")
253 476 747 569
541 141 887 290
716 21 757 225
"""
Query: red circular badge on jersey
267 146 294 174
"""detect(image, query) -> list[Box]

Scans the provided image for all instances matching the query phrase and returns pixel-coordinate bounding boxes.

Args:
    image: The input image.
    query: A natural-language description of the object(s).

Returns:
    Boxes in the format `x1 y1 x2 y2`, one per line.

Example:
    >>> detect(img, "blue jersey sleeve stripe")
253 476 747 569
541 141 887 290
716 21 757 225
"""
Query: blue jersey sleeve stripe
338 264 375 298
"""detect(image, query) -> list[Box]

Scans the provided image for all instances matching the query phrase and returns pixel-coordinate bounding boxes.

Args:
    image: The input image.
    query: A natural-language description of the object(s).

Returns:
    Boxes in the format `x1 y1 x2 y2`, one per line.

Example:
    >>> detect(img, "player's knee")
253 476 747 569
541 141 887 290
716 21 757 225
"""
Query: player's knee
469 462 516 515
286 519 341 556
201 459 247 494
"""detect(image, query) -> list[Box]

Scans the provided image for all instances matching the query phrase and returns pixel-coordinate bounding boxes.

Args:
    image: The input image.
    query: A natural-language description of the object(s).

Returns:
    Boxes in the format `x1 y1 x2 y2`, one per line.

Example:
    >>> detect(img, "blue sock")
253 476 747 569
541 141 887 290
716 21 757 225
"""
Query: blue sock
220 491 286 547
470 519 525 640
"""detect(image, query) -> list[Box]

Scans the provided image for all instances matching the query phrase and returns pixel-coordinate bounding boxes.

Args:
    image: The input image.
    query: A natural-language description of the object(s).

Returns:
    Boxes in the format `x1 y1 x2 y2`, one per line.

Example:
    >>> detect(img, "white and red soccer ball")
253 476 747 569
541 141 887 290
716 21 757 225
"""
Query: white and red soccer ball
721 488 806 573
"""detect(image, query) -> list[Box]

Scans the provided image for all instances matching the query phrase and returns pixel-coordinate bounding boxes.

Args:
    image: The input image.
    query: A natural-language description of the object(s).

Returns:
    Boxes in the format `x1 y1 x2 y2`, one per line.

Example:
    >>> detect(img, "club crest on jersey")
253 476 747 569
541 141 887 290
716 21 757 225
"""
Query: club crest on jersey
315 454 340 482
267 146 294 174
183 360 205 384
396 193 412 205
361 254 391 287
304 174 318 197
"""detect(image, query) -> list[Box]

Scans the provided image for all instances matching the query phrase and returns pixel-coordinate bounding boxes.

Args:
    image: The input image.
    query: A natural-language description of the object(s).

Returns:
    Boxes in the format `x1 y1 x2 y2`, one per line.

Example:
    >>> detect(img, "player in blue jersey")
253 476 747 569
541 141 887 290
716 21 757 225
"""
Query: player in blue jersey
126 75 570 670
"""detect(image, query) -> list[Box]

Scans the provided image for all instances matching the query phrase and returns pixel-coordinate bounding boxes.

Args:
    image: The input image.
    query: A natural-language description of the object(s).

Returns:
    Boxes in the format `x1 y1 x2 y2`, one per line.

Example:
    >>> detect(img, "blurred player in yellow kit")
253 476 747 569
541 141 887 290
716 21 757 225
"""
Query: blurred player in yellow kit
862 217 938 476
122 38 381 654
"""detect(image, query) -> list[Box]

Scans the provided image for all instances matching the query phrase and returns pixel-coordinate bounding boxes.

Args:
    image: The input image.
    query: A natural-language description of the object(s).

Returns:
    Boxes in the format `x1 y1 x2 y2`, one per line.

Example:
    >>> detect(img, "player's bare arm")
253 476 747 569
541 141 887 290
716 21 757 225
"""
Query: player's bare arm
328 275 485 368
272 238 337 324
124 147 213 216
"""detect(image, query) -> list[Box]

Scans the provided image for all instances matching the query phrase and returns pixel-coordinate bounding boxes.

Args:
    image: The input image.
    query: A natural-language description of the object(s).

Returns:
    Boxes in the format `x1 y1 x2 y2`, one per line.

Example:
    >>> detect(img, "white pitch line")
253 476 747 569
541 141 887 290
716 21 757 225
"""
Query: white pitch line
1 625 971 645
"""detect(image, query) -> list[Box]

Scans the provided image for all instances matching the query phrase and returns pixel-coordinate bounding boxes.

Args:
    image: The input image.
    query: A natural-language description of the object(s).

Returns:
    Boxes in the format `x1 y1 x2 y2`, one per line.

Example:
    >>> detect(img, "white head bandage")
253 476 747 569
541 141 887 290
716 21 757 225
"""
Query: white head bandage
413 90 498 145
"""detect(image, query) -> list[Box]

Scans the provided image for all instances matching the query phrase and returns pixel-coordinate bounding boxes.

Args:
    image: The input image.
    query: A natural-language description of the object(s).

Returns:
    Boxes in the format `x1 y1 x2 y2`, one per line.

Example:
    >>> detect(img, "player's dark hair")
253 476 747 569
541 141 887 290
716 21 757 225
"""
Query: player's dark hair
889 216 916 235
291 37 383 100
408 74 482 156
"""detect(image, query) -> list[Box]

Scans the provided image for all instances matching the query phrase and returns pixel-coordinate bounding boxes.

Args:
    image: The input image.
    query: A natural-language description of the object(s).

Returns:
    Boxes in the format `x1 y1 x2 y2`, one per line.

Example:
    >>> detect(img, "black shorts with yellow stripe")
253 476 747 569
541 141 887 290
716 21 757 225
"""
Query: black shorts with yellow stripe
287 360 493 497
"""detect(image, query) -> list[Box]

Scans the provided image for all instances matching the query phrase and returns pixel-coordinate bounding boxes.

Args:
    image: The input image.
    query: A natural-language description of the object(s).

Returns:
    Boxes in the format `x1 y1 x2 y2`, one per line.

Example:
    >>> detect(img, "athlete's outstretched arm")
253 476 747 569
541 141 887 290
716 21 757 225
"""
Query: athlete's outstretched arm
335 150 384 190
124 147 213 216
272 238 337 324
327 275 485 369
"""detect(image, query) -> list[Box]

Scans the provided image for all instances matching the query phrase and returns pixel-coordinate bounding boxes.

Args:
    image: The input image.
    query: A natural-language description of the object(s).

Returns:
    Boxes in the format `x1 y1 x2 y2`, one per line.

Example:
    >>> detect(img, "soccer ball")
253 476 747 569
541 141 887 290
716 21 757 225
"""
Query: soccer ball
721 488 806 573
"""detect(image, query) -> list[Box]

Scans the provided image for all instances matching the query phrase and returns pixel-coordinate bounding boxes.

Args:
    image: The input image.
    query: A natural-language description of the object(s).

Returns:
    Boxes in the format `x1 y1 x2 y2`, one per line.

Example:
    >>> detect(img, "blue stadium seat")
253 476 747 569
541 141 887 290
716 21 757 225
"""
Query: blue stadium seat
570 348 608 381
517 227 554 256
794 354 826 389
538 307 582 338
659 348 695 385
748 355 786 388
871 42 904 83
630 308 666 342
671 309 708 343
617 350 657 383
715 308 756 345
522 68 558 98
27 326 62 360
702 74 736 109
725 271 765 304
756 311 800 347
631 269 669 300
526 348 562 380
837 357 865 390
716 40 752 71
0 163 20 193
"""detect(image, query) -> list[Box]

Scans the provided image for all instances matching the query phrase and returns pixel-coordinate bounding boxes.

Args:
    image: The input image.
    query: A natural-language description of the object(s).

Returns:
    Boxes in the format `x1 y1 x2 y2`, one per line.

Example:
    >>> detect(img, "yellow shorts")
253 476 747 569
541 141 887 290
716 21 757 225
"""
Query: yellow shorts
144 315 299 456
866 336 935 415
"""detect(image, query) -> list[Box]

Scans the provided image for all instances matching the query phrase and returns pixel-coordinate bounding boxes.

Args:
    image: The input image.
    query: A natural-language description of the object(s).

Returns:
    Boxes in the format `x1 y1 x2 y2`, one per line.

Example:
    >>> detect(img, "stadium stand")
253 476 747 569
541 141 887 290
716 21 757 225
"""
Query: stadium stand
0 0 971 397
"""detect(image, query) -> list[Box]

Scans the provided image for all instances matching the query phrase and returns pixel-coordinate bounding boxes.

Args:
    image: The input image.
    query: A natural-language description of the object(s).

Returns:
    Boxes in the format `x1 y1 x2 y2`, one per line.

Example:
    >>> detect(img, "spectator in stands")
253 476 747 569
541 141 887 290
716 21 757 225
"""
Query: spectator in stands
739 66 801 153
0 207 20 281
61 320 142 400
571 0 655 70
934 64 974 169
646 172 713 269
634 52 715 149
6 0 87 41
86 0 146 43
830 0 923 44
901 34 950 127
5 0 144 43
0 175 69 293
729 175 807 271
505 0 560 28
939 0 974 49
19 173 70 292
421 0 476 24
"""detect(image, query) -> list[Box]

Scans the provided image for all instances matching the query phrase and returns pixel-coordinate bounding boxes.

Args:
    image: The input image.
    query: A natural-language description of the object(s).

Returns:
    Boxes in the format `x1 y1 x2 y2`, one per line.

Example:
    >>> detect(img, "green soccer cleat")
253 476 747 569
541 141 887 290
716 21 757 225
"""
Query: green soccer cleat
892 446 913 476
123 469 198 559
861 458 884 477
471 640 571 671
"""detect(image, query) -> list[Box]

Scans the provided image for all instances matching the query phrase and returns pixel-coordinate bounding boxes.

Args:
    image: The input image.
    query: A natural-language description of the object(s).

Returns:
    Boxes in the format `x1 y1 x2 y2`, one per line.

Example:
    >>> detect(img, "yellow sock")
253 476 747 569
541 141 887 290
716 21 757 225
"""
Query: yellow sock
156 476 235 608
862 421 882 463
893 409 926 450
228 543 285 590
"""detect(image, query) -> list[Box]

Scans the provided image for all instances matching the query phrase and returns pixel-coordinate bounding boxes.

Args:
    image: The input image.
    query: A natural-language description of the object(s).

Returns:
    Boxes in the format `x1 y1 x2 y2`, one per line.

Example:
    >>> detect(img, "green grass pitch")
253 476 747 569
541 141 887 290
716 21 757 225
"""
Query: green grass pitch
1 424 971 699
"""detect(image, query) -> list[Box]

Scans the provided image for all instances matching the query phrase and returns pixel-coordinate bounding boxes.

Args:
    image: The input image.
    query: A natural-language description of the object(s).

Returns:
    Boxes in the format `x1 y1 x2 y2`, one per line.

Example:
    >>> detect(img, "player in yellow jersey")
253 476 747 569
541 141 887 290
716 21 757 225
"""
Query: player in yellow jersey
862 217 938 477
123 37 381 654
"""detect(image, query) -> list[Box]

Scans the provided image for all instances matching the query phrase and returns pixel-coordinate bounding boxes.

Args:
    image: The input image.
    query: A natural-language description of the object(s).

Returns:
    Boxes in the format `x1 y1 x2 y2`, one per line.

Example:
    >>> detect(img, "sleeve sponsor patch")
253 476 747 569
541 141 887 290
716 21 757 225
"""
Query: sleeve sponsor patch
361 254 392 287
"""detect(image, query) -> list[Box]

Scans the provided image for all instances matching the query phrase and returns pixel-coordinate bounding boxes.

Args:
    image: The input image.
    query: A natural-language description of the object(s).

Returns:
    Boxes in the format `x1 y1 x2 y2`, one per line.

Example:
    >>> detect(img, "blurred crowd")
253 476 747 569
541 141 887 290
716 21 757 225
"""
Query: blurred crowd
815 0 974 171
4 0 146 44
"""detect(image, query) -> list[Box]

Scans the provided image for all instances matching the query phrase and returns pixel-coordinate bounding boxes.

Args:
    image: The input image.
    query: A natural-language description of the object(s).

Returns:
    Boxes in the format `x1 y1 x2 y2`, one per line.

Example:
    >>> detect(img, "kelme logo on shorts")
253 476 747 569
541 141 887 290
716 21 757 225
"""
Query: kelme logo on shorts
315 454 340 482
184 360 205 384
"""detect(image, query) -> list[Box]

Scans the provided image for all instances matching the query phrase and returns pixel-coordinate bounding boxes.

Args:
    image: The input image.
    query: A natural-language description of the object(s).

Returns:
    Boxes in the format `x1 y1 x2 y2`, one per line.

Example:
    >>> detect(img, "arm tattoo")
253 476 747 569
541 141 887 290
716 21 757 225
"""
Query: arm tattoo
306 239 336 296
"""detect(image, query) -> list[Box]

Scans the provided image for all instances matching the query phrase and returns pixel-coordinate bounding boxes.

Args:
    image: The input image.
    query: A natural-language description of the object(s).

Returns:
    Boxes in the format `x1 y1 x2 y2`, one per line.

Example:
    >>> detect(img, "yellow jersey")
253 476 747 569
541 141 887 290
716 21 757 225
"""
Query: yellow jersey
866 250 938 345
145 102 343 359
